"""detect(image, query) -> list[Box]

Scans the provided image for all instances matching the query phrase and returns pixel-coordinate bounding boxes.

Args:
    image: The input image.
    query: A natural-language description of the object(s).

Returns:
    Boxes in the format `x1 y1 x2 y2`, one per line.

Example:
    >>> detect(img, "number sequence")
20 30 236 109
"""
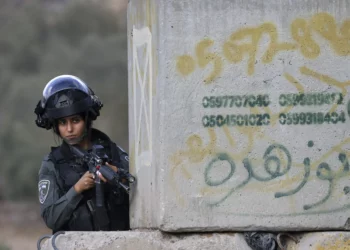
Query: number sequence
279 111 346 125
279 93 343 107
203 114 270 127
203 95 270 108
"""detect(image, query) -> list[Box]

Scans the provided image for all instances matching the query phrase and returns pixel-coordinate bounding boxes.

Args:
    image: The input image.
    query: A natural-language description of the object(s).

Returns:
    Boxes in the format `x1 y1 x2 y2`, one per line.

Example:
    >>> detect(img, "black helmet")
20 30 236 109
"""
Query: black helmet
34 75 103 130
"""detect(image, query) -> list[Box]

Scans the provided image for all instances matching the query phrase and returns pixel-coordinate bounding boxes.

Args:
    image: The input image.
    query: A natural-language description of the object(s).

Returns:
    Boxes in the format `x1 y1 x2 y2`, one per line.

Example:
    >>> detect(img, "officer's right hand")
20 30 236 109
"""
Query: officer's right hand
74 171 95 194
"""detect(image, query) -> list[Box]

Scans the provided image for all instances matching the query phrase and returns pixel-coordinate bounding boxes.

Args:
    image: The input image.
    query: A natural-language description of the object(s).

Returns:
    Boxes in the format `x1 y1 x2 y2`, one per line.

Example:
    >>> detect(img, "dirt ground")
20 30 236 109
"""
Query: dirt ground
0 201 51 250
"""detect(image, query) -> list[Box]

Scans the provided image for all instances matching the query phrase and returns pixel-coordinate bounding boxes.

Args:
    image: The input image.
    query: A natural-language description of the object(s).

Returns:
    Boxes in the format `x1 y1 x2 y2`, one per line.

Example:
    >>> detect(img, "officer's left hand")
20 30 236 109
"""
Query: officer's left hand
97 162 118 183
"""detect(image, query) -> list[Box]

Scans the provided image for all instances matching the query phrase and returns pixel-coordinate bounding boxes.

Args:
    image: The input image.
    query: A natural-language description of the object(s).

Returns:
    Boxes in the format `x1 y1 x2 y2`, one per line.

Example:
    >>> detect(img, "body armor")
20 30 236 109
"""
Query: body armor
48 130 129 232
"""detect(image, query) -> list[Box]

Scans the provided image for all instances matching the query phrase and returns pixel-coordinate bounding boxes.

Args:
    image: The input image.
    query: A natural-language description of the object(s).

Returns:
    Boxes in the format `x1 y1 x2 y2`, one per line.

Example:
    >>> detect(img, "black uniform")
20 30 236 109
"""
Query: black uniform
38 128 130 233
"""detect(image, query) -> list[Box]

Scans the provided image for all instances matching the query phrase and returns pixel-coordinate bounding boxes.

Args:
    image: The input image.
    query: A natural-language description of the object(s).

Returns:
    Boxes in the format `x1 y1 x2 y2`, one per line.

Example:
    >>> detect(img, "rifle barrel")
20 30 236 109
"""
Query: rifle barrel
70 145 87 158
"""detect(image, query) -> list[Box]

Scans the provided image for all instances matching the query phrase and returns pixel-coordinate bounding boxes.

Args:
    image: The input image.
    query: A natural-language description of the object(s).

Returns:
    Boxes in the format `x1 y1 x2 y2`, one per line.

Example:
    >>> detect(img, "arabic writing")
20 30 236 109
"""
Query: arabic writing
176 12 350 82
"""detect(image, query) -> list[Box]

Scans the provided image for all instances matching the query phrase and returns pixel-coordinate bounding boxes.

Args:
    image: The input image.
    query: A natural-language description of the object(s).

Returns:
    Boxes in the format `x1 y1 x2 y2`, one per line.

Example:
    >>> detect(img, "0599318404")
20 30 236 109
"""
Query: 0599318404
278 111 346 125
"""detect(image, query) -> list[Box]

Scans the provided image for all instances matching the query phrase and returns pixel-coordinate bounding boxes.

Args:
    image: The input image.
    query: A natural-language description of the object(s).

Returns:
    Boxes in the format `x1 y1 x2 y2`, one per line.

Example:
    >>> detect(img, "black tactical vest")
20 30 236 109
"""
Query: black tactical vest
49 131 130 232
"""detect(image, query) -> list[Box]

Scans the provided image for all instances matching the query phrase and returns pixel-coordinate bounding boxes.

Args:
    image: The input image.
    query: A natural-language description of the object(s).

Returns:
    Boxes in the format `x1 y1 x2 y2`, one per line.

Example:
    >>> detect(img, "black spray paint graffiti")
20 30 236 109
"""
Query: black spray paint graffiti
205 143 349 209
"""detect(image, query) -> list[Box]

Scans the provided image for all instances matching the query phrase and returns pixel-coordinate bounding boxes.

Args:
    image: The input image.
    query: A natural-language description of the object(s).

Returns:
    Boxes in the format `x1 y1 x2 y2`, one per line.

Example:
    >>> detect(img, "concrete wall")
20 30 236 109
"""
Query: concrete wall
128 0 160 228
128 0 350 231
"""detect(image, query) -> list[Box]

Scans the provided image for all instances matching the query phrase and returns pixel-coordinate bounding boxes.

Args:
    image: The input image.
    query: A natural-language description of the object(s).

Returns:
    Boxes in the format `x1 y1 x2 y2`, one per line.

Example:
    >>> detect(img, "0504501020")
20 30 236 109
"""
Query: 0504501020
202 113 270 127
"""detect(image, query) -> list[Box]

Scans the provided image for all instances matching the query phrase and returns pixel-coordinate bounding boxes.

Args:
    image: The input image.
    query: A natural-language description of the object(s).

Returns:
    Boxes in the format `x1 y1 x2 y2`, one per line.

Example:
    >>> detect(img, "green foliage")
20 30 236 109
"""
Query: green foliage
0 1 128 200
53 1 122 45
0 242 11 250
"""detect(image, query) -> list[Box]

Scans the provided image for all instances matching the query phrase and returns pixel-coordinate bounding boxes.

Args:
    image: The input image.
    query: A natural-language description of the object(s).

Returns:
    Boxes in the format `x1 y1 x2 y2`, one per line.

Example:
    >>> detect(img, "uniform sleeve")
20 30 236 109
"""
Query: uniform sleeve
38 157 83 232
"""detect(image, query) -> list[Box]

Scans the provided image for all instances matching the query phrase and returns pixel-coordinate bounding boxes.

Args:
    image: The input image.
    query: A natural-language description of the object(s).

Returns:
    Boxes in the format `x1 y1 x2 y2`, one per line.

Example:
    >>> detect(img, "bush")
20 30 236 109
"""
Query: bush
0 242 10 250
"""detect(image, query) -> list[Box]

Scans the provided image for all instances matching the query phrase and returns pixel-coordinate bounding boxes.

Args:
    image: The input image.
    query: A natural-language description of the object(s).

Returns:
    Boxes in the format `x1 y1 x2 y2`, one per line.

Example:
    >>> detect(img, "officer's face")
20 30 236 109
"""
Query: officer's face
57 115 85 145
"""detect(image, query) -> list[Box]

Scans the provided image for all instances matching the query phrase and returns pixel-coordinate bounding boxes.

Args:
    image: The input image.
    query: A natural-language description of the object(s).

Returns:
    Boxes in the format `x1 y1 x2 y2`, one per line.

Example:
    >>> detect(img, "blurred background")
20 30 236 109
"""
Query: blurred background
0 0 128 249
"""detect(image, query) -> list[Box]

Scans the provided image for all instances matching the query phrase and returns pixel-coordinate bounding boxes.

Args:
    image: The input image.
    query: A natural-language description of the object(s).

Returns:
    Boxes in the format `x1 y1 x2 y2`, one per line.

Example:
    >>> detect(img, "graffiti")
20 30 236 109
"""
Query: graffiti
176 55 196 76
170 135 350 215
205 153 236 186
169 9 350 219
177 39 223 83
169 65 350 213
223 22 295 76
299 66 350 115
204 143 349 211
132 26 153 171
176 12 350 82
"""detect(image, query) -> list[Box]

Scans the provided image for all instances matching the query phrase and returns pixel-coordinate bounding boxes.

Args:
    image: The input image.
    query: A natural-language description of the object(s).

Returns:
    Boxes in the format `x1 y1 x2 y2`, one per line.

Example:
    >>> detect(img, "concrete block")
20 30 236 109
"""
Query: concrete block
128 0 350 231
39 231 252 250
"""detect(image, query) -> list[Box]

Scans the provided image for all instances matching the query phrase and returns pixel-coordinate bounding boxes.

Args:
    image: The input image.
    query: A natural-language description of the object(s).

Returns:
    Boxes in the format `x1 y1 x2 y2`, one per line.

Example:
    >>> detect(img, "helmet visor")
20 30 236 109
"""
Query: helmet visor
42 75 90 107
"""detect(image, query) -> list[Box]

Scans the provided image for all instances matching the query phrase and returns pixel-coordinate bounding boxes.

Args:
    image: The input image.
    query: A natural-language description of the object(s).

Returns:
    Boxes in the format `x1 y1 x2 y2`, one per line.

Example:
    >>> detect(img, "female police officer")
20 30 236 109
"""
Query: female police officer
34 75 130 232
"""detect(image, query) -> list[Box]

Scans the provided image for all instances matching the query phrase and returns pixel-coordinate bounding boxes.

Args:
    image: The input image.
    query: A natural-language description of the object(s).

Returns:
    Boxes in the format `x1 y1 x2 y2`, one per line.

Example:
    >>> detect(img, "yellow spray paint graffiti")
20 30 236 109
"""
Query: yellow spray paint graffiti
223 22 296 75
176 55 196 76
196 39 223 83
176 12 350 82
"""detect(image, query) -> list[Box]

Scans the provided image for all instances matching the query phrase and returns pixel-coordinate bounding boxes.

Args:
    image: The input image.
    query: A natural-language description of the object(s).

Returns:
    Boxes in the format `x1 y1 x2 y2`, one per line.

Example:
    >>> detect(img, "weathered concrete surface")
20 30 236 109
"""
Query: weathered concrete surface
128 0 350 231
286 232 350 250
39 231 252 250
39 231 350 250
127 0 160 229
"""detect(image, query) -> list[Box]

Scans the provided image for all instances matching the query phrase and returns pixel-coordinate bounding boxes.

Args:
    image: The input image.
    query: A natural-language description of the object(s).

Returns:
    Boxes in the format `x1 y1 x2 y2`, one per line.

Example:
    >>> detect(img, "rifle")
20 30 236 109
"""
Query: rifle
70 144 135 207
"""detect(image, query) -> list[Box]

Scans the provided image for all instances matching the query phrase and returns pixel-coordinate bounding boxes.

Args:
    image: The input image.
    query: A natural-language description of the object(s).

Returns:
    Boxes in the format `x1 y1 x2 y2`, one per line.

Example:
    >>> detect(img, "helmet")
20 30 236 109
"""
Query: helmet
34 75 103 130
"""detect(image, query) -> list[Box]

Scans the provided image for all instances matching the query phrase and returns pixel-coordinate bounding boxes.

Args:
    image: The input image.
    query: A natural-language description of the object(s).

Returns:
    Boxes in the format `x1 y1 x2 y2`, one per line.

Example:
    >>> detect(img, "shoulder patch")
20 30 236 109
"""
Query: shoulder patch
124 155 129 162
38 180 50 204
